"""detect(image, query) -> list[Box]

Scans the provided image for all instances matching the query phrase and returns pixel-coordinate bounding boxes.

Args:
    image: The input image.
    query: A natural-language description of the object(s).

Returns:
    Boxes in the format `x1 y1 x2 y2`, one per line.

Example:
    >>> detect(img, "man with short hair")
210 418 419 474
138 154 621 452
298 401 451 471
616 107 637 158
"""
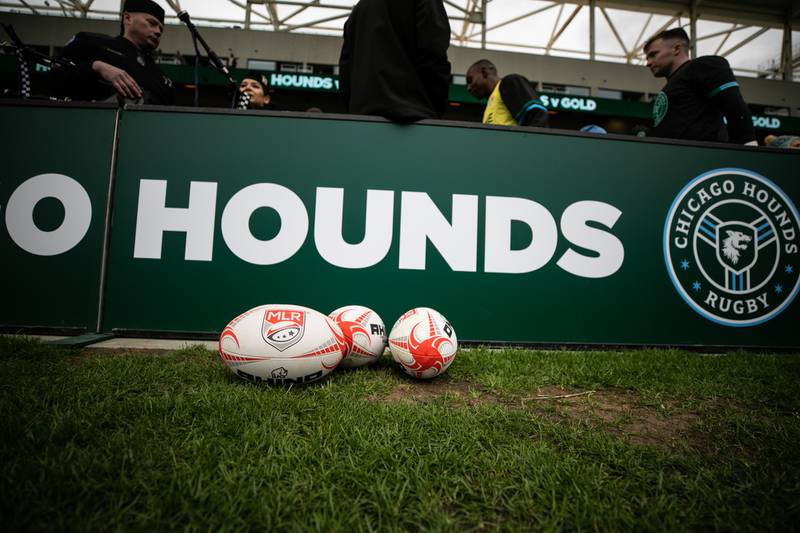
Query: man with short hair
50 0 174 104
643 27 755 145
338 0 451 122
465 59 548 128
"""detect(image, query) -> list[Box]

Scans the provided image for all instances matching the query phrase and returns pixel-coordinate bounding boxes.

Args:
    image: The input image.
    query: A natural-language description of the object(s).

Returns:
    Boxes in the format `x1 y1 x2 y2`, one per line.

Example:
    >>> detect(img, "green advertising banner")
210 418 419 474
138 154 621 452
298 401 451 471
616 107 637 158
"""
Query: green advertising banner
101 106 800 347
0 102 116 331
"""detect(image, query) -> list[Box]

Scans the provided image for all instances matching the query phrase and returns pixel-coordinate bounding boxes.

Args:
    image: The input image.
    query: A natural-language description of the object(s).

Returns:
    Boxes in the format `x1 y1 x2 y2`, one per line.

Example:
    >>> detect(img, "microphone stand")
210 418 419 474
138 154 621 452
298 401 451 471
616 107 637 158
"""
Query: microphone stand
2 24 76 99
177 11 237 107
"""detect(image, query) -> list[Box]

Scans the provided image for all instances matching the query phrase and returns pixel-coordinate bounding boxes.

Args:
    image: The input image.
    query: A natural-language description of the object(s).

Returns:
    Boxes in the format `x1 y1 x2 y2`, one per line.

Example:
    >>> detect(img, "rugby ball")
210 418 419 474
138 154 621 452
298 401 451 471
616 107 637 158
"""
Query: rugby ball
329 305 387 368
388 307 458 379
219 304 346 385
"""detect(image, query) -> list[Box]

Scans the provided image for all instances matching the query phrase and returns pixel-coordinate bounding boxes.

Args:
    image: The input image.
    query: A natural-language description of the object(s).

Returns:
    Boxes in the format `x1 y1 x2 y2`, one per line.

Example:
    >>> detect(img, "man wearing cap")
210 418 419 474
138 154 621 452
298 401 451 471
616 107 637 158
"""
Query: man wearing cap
50 0 174 104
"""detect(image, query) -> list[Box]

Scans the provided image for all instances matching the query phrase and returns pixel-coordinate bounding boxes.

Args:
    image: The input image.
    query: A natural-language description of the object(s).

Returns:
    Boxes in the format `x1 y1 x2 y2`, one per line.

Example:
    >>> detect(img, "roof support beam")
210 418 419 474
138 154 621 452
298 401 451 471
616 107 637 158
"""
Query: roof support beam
280 1 318 25
281 12 348 32
266 1 280 30
467 2 558 40
719 26 769 57
698 23 754 42
164 0 181 15
600 7 629 57
17 0 38 15
443 0 468 15
458 0 479 44
626 13 653 62
781 11 793 80
689 0 701 58
589 0 595 60
713 25 743 55
228 0 271 25
480 0 486 49
546 5 582 55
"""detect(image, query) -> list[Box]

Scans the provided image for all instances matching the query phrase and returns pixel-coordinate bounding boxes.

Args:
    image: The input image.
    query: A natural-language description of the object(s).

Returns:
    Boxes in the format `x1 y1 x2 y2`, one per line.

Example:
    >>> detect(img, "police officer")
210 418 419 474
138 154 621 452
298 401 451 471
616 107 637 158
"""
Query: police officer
50 0 174 104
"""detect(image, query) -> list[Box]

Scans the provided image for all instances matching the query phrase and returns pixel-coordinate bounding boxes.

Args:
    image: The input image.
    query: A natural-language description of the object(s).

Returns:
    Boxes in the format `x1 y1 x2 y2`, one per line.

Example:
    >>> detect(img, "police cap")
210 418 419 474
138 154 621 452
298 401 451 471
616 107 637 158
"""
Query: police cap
122 0 165 23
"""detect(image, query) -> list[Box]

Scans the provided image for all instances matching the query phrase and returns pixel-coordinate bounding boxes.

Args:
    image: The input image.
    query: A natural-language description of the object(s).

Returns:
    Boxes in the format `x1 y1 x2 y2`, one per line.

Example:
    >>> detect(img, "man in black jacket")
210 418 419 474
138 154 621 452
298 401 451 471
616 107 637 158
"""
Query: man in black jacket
338 0 451 122
644 28 755 145
49 0 174 105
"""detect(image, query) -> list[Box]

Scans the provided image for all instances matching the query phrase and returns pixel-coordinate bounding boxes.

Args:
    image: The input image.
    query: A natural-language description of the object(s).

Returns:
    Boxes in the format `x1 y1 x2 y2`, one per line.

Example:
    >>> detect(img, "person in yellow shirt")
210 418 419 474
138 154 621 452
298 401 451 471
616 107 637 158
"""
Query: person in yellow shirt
465 59 548 128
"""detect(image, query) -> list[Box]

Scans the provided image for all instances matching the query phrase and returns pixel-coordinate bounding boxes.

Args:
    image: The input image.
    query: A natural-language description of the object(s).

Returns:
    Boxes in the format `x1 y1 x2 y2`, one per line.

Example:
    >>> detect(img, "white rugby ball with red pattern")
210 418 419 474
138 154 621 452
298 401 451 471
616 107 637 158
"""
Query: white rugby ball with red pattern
219 304 346 385
328 305 387 368
388 307 458 379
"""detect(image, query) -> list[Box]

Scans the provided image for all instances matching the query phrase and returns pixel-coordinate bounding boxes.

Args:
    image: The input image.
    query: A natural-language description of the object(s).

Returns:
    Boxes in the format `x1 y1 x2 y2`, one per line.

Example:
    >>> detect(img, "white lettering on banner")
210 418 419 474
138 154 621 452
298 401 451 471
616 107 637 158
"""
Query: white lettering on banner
752 116 781 129
398 192 479 272
4 173 92 256
5 176 627 278
269 73 336 91
314 188 394 268
133 179 217 260
557 201 624 278
221 183 308 265
484 196 558 274
540 94 598 112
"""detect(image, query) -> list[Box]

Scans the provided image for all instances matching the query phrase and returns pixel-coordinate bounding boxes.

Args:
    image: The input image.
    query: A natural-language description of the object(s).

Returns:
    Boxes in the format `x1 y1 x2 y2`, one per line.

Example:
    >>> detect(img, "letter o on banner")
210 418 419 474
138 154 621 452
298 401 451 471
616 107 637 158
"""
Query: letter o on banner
221 183 309 265
4 173 92 256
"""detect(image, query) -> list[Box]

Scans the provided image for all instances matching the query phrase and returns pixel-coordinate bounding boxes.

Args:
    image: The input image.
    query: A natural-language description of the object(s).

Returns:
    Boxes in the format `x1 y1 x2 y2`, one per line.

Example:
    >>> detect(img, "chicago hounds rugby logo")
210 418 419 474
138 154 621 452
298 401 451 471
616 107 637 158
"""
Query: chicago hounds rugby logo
653 92 668 127
664 168 799 326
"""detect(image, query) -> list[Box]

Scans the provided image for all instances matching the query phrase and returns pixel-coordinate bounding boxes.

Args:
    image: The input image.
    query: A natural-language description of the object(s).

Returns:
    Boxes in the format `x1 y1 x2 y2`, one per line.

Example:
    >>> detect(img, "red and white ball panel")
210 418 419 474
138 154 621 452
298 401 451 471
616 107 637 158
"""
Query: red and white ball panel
328 305 388 368
219 304 346 384
388 307 458 379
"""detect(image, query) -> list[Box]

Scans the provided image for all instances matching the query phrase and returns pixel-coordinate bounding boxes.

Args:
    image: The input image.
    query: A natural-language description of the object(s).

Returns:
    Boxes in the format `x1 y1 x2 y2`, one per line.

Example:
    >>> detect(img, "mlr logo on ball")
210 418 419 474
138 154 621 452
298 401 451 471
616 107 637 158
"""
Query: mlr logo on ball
262 309 306 351
664 168 800 327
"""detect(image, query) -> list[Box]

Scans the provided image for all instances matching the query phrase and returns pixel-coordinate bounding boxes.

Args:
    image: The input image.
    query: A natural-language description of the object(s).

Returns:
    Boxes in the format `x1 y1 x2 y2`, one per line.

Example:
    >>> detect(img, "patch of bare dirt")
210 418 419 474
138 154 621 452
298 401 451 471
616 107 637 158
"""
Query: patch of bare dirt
372 382 708 451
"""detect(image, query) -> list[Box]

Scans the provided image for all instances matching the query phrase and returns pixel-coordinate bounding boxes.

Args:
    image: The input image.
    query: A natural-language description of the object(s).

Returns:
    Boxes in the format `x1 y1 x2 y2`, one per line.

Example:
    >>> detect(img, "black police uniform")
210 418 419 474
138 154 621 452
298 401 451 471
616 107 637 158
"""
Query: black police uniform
50 32 174 105
652 55 754 144
339 0 451 122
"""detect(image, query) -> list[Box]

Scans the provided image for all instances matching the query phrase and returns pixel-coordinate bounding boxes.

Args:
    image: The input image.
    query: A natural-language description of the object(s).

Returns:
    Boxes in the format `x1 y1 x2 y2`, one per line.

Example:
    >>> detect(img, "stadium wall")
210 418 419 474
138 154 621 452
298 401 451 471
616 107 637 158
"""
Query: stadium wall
1 101 798 348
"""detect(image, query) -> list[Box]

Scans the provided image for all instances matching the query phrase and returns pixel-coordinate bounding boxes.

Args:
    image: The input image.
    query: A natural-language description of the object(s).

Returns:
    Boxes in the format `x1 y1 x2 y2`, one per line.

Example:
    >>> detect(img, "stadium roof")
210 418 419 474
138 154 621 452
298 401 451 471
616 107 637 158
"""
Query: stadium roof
1 1 798 79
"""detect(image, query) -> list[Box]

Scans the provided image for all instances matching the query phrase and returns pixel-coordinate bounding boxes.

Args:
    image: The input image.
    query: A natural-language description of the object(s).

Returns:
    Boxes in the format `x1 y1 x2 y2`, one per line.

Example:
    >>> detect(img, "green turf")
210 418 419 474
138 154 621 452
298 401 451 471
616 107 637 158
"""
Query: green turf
1 336 799 531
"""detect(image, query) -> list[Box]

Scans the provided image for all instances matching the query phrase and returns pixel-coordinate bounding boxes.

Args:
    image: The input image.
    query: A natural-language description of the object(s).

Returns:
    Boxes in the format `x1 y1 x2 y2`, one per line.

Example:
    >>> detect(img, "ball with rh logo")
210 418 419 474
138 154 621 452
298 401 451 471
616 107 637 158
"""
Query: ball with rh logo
218 304 347 385
388 307 458 379
328 305 387 368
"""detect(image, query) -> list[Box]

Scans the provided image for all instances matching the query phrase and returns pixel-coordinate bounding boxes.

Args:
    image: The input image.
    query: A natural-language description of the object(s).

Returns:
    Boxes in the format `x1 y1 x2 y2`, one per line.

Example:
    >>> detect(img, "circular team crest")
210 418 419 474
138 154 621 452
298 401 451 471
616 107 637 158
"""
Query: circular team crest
664 168 800 327
653 92 668 127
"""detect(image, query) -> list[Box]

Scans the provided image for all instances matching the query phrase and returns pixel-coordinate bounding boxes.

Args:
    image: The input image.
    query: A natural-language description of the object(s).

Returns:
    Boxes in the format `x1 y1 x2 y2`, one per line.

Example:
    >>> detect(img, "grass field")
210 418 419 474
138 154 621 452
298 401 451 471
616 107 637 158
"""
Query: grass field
1 336 799 531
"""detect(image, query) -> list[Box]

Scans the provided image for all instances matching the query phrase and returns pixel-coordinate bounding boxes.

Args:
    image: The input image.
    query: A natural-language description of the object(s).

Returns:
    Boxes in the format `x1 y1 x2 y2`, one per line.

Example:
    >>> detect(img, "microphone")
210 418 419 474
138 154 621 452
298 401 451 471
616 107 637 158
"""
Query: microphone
235 91 251 110
177 10 234 83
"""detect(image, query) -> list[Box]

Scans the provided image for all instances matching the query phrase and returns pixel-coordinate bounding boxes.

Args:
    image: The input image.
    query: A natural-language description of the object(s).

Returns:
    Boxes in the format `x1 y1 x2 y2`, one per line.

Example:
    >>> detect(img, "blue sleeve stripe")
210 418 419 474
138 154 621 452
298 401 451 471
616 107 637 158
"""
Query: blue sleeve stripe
708 81 739 97
515 101 548 123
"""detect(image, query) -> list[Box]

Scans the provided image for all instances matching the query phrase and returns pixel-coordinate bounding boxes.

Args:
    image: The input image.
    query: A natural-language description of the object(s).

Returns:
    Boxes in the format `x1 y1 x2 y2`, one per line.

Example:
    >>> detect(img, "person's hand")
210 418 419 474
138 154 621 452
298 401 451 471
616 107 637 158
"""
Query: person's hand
92 60 142 99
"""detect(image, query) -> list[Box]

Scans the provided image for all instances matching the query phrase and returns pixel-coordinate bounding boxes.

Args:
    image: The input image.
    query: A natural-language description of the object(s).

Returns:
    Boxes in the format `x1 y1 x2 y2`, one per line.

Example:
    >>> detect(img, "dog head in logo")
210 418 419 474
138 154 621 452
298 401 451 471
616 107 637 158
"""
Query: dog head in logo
716 222 757 274
262 309 306 351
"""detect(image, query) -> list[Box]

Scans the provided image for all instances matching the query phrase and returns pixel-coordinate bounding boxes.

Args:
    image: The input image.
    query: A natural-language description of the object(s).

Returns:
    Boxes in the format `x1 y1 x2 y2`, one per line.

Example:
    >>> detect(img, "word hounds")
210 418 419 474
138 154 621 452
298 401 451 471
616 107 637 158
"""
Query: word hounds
664 168 800 326
2 176 625 278
131 181 624 278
